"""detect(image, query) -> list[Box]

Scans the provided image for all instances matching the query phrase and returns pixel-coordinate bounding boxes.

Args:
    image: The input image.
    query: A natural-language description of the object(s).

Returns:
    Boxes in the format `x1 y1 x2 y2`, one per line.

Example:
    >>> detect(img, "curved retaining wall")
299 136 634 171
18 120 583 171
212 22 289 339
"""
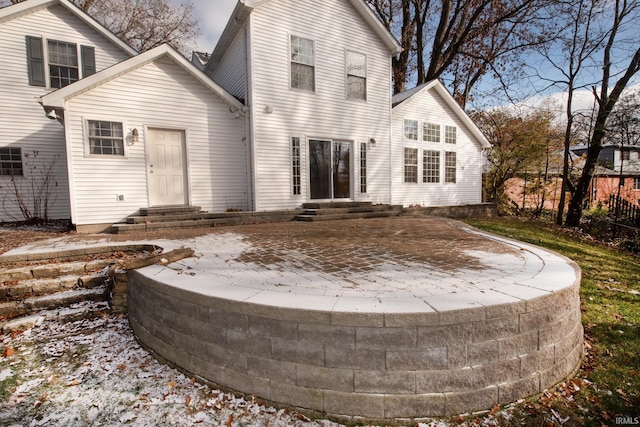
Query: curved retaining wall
128 264 583 422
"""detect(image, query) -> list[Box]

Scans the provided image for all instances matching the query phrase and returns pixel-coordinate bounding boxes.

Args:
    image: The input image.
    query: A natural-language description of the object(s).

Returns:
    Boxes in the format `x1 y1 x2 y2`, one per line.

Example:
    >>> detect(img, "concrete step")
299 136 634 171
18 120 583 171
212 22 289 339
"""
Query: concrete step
0 287 107 319
295 210 401 222
139 206 201 216
301 205 401 216
127 212 228 224
302 201 373 209
1 300 110 333
0 274 108 300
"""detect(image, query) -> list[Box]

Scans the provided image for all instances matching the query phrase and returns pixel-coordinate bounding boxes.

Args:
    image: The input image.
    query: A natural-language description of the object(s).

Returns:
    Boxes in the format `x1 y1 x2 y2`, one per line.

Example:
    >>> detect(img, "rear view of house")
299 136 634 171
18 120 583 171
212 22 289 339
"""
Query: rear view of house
1 0 490 232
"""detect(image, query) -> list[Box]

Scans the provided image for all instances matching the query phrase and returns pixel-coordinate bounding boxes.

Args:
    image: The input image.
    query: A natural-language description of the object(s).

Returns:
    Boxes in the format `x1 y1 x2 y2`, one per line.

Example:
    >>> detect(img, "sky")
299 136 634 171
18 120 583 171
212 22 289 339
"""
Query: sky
190 0 237 53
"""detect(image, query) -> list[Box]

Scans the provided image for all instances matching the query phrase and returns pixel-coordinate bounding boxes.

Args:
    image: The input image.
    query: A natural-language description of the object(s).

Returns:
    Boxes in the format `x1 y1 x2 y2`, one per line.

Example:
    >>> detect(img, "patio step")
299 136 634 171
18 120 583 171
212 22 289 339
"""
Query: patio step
295 203 403 222
111 207 303 234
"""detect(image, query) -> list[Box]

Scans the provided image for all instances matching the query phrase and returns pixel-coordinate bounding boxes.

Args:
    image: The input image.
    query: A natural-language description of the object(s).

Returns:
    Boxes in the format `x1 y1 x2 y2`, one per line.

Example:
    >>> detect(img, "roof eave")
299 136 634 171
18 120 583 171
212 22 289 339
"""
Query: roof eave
204 1 253 75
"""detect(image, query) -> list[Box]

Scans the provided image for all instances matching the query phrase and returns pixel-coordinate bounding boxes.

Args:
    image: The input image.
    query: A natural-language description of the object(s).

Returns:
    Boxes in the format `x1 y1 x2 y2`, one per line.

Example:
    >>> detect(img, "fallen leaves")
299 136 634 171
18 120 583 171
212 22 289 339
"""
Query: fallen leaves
3 347 14 357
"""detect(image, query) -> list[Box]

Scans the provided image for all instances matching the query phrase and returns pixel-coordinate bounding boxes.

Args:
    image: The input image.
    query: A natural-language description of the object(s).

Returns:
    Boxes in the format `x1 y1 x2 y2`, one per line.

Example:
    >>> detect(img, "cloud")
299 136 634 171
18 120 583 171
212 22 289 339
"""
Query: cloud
192 0 237 53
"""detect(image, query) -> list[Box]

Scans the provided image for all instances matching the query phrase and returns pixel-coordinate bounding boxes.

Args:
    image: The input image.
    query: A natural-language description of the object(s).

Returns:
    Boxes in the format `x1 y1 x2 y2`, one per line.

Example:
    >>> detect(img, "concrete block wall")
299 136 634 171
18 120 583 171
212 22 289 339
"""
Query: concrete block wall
127 271 583 423
128 271 583 420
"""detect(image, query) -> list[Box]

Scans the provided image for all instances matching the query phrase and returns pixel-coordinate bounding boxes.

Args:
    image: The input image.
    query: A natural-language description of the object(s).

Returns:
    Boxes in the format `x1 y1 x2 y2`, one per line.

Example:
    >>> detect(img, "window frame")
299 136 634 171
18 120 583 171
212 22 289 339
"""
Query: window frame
291 137 302 196
445 125 457 144
290 35 315 92
634 176 640 191
26 35 96 89
84 119 126 157
423 149 440 183
423 123 441 143
0 147 23 177
445 151 457 183
360 142 367 193
404 119 418 141
345 51 367 101
404 147 418 183
47 39 79 89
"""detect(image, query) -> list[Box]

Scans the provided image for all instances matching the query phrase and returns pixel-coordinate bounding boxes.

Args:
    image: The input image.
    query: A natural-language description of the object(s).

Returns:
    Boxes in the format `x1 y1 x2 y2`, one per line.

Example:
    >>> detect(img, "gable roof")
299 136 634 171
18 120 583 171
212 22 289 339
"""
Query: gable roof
39 44 245 112
0 0 137 56
393 80 491 149
205 0 402 75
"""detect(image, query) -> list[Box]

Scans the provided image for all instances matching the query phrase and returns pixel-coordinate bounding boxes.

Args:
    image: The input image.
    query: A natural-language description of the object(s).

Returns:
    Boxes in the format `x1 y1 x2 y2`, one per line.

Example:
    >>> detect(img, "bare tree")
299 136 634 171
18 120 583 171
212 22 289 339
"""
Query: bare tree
367 0 549 107
565 0 640 226
0 0 200 55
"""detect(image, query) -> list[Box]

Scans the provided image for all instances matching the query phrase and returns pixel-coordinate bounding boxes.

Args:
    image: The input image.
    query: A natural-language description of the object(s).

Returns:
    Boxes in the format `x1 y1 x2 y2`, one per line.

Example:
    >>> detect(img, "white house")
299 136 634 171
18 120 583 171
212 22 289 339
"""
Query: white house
0 0 135 223
391 80 490 207
1 0 490 232
205 0 403 211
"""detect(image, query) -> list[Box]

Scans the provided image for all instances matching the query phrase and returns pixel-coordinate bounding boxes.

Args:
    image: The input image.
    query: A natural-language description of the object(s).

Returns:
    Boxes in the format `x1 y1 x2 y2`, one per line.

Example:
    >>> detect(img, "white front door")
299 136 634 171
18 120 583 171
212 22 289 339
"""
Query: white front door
147 128 188 206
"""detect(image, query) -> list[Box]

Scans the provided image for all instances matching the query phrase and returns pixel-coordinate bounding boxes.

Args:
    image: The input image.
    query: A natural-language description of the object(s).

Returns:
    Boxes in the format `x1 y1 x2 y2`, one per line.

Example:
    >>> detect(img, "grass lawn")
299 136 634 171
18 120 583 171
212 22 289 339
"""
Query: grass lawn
465 217 640 426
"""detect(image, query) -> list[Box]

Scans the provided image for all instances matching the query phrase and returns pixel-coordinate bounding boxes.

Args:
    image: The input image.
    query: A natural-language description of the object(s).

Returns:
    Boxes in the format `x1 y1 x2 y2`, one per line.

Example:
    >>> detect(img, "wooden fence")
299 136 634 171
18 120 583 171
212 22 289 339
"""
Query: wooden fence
609 194 640 227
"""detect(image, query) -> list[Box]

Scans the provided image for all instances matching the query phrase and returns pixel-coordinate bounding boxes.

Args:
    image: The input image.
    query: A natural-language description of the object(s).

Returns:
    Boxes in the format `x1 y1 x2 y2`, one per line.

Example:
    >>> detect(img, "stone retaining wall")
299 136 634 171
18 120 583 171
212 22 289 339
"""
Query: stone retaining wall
127 269 582 423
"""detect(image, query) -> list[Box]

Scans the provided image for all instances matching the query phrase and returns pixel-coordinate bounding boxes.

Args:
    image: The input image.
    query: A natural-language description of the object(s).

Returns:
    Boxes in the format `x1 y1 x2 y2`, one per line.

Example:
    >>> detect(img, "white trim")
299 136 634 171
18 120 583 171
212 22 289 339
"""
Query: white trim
82 116 129 158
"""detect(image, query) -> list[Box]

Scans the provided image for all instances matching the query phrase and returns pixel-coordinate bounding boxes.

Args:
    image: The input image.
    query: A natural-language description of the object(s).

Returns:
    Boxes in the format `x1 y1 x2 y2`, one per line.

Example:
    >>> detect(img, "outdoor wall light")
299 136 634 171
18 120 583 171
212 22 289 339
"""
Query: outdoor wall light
46 109 57 120
229 107 241 119
265 105 274 114
369 137 376 145
131 128 139 142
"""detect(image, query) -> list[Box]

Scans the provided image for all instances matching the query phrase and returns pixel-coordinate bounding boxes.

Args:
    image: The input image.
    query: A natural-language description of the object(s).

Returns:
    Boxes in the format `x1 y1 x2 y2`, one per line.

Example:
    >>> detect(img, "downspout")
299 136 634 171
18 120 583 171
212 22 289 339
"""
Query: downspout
245 15 258 212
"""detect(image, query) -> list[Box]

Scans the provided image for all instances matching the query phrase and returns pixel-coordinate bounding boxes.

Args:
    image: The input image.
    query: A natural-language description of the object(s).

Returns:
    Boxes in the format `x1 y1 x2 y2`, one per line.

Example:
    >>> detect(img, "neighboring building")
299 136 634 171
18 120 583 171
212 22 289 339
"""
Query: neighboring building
1 0 490 231
390 80 490 207
0 0 135 222
572 143 640 207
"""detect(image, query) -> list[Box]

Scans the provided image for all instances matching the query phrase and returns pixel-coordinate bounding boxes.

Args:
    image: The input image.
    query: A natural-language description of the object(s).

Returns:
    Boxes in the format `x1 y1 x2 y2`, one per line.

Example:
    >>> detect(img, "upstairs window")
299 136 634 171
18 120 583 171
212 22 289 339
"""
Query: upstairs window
404 119 418 140
290 35 315 91
346 51 366 100
26 36 95 88
87 121 124 156
634 177 640 190
48 40 79 88
0 148 23 176
445 125 457 144
622 150 631 161
423 123 440 143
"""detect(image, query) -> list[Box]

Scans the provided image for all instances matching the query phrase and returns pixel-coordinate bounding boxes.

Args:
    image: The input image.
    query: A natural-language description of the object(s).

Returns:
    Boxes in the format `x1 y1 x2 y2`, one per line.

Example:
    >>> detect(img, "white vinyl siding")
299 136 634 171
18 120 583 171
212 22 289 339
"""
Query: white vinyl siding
391 86 485 207
65 57 247 226
210 30 247 100
0 4 132 222
248 0 394 210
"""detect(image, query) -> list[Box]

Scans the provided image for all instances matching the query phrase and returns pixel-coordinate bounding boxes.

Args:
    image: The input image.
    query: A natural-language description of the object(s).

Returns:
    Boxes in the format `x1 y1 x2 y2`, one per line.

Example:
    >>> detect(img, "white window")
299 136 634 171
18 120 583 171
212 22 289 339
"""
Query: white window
292 137 301 195
290 35 315 91
445 125 457 144
48 40 79 88
423 123 440 143
622 150 631 161
404 120 418 140
423 150 440 183
87 121 124 156
445 151 456 183
346 51 366 100
634 176 640 190
404 148 418 183
360 142 367 193
0 147 23 176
